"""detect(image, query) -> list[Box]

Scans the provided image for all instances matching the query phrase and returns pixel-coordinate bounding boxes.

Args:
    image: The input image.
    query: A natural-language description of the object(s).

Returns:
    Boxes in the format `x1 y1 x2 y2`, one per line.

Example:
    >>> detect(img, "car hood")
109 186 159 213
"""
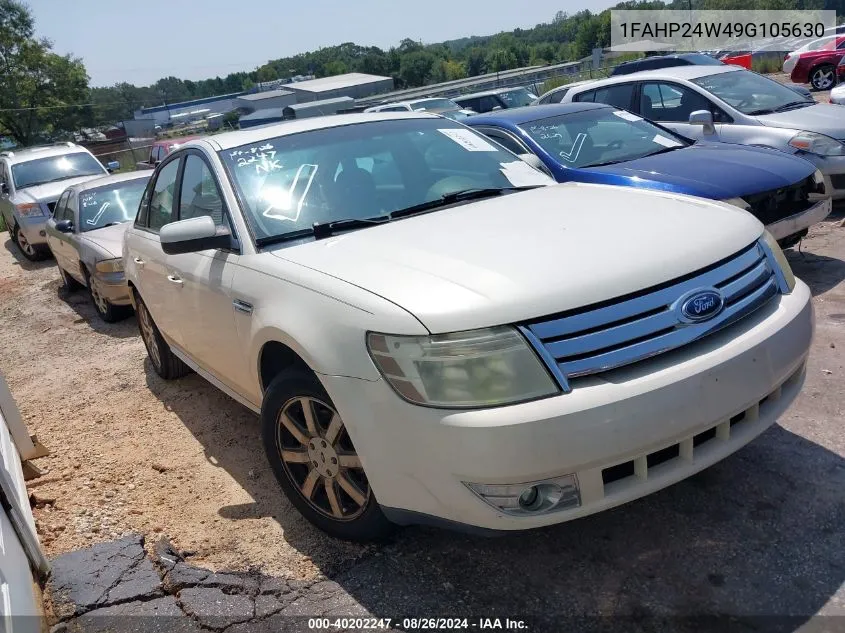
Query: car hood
78 223 129 258
756 103 845 138
582 143 816 198
269 183 763 333
15 174 107 204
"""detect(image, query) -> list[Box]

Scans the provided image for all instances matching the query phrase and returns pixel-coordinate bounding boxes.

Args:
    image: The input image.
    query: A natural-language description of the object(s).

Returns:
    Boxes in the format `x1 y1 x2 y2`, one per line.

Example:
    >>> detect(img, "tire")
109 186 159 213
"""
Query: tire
58 267 83 291
261 368 395 541
810 64 836 91
134 291 191 379
84 268 130 323
11 223 48 261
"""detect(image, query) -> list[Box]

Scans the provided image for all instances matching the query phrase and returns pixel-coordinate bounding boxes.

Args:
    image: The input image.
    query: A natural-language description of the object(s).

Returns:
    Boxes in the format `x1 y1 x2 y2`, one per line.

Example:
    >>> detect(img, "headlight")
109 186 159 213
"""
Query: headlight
367 326 559 408
788 131 845 156
722 197 750 210
95 258 124 274
761 230 796 293
15 203 45 218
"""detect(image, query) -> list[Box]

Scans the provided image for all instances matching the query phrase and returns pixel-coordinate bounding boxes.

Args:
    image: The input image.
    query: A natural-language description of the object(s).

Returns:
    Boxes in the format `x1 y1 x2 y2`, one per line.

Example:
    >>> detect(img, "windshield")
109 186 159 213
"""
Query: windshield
520 107 686 169
78 178 149 231
411 98 460 111
499 88 537 108
691 70 812 114
220 118 553 242
12 152 106 189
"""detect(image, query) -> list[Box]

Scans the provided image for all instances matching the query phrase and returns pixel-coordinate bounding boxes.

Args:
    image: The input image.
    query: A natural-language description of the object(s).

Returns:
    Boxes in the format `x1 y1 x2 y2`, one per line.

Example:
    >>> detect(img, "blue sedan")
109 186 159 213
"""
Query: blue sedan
466 103 831 247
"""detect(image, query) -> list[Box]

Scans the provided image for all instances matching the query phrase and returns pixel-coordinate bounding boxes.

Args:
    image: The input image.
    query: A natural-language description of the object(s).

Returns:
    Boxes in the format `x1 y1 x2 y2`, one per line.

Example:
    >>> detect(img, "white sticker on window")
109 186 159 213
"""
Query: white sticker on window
613 110 643 122
500 161 554 187
438 128 498 152
652 134 683 148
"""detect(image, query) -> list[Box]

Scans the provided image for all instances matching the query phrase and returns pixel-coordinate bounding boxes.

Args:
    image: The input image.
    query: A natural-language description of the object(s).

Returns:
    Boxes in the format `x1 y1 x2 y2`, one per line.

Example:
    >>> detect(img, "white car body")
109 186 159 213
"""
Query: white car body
123 112 812 536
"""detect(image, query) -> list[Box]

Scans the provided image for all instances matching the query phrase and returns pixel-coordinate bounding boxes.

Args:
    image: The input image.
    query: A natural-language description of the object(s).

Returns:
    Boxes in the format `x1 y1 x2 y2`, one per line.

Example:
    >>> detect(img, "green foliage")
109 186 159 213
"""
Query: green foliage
752 56 784 73
0 0 89 145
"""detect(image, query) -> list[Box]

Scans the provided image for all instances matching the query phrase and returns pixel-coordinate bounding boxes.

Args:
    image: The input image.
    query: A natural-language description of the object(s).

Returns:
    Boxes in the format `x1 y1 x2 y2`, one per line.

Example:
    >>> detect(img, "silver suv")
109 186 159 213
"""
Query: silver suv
0 142 112 261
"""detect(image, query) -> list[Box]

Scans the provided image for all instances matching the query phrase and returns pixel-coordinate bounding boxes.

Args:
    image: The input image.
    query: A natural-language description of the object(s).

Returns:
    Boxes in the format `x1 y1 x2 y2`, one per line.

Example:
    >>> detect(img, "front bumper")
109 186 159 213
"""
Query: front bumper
92 271 132 306
17 216 49 247
323 280 813 531
766 197 831 241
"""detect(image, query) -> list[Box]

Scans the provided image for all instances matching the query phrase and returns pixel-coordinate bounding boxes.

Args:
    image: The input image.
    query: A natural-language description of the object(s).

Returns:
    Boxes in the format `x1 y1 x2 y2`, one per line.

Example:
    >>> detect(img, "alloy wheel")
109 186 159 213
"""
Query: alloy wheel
813 68 834 90
16 229 35 257
276 396 369 520
89 277 109 315
137 303 161 370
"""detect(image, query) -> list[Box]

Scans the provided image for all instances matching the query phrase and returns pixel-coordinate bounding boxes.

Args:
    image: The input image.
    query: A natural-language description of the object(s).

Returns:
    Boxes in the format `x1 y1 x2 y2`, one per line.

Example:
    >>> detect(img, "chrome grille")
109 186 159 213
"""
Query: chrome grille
520 242 780 388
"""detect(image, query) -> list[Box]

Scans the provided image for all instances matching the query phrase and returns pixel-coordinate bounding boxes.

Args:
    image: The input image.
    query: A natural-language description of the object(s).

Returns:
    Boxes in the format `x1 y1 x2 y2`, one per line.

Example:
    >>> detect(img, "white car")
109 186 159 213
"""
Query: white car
123 112 812 540
364 98 474 120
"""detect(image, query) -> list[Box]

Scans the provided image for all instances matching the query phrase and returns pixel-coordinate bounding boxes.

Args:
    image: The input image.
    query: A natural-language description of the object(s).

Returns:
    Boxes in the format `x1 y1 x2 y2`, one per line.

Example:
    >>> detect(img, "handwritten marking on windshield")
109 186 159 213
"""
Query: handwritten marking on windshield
86 202 110 226
261 164 319 223
558 133 588 163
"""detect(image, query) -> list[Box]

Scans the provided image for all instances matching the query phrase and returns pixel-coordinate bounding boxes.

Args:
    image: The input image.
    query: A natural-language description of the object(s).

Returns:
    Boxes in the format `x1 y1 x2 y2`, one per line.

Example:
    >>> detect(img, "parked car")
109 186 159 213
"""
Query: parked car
364 98 475 120
611 53 725 76
453 87 538 113
829 77 845 104
783 34 845 90
532 80 594 105
558 66 845 199
123 112 811 541
45 172 151 322
467 103 830 248
0 143 115 261
136 136 202 170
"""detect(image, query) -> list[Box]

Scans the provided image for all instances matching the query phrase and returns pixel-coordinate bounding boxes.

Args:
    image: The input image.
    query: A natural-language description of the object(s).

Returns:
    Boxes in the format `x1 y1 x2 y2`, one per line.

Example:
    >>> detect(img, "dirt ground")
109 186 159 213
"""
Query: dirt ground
1 207 844 594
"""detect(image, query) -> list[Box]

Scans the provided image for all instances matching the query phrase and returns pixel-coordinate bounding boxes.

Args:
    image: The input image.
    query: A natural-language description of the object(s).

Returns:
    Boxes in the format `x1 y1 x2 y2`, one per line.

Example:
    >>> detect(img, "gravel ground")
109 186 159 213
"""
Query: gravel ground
2 208 844 626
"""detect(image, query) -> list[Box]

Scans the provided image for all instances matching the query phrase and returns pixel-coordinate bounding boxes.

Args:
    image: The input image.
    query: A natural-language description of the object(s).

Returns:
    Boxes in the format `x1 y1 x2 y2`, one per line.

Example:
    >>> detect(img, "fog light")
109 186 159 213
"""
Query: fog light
39 230 46 237
465 475 580 517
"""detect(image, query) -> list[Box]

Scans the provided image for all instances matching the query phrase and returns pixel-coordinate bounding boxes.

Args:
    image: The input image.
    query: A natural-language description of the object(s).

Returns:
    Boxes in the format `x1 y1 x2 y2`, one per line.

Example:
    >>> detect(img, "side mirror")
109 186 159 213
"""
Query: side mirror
0 182 8 195
106 160 120 172
55 219 74 233
160 216 231 255
689 110 716 135
518 153 554 178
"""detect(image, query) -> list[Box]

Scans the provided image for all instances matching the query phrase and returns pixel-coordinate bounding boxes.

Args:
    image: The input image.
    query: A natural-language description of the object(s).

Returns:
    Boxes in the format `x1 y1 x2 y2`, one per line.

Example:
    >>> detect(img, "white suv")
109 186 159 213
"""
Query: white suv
0 143 112 260
123 112 813 541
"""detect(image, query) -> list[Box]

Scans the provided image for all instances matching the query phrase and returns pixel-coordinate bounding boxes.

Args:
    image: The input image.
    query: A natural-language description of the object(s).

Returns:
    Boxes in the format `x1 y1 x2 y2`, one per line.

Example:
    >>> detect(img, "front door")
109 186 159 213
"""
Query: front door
637 81 726 141
166 151 249 396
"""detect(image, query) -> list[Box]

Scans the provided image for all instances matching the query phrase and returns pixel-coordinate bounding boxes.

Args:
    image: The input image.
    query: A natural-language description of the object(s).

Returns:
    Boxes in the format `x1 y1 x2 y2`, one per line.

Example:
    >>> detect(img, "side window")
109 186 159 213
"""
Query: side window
478 96 499 112
148 159 180 232
547 89 568 104
482 129 526 155
640 82 715 123
582 84 635 109
573 89 595 103
53 191 70 220
178 154 226 226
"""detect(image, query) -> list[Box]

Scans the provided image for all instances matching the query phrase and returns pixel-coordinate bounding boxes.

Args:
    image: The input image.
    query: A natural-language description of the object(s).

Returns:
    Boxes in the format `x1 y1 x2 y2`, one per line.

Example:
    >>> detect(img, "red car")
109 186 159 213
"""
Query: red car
784 34 845 90
135 136 202 170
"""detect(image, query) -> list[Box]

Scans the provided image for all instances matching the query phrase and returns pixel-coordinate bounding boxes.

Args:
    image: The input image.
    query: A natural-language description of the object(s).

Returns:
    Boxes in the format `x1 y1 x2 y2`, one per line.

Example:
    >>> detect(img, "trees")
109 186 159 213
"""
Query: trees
0 0 89 145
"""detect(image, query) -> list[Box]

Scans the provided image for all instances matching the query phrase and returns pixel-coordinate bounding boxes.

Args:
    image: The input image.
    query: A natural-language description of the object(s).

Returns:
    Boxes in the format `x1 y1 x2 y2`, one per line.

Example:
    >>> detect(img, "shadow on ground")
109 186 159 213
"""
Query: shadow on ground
54 282 138 339
144 362 845 629
3 237 54 271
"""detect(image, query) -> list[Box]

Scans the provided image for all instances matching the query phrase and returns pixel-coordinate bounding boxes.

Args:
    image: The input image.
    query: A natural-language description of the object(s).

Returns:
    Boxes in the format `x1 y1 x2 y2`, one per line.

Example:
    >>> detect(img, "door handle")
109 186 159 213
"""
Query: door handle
133 257 145 267
167 274 183 285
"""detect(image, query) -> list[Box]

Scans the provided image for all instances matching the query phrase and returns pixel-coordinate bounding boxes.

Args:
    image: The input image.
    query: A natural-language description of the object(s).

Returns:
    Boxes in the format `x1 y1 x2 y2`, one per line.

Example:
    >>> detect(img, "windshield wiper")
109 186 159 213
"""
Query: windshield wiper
256 216 391 247
20 174 94 188
746 107 776 115
389 186 543 220
774 100 813 112
642 145 685 158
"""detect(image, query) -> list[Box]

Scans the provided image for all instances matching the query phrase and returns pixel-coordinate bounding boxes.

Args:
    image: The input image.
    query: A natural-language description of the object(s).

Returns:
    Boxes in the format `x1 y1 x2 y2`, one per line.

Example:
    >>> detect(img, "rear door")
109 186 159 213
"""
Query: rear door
125 157 183 344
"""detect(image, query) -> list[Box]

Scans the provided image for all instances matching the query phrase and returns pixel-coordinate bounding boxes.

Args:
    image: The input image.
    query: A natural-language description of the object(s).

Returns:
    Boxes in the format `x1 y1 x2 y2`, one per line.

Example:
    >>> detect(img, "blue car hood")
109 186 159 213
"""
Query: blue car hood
583 143 816 198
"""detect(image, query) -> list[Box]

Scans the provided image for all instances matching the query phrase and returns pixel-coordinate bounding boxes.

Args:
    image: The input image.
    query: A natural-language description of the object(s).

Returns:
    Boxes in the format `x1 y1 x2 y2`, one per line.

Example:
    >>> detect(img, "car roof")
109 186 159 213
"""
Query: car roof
205 111 437 151
567 65 743 93
454 87 531 100
466 102 610 125
1 143 92 164
71 171 152 193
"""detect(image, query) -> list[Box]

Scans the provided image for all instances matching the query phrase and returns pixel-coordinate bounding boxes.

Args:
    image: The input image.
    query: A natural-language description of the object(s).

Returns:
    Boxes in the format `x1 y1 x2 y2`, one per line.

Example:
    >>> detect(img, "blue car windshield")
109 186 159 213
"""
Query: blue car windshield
519 107 687 169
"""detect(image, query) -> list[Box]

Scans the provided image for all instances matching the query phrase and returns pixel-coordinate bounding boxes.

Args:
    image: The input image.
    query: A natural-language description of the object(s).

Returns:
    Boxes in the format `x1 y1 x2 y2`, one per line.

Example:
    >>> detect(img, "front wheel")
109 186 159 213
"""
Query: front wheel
811 64 836 90
84 269 130 323
11 223 47 261
261 368 394 541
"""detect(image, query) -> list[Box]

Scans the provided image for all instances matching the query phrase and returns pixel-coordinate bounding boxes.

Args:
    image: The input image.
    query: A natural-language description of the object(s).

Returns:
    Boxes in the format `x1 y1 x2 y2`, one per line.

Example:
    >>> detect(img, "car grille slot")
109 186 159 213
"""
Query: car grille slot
522 242 778 383
743 176 815 225
829 174 845 190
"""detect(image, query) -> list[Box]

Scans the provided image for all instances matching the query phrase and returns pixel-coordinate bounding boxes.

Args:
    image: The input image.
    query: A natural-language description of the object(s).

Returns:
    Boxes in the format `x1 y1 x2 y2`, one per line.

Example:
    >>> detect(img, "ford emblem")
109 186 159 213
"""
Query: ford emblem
678 289 725 323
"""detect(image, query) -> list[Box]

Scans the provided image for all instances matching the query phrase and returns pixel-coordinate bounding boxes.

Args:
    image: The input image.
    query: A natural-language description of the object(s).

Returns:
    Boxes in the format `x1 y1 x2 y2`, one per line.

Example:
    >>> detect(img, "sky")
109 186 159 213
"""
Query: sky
25 0 615 87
